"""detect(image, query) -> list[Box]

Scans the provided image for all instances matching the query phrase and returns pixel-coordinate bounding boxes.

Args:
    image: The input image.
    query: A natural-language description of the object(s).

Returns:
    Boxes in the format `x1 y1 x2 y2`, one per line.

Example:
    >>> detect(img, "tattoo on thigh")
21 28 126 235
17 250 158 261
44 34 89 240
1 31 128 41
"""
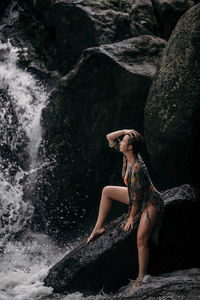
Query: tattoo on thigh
146 211 151 224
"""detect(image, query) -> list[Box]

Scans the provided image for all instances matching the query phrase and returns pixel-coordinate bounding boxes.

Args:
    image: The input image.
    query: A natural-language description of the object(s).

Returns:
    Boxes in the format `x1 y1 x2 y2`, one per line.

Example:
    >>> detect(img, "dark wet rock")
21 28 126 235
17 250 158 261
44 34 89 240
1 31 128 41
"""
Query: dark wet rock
0 1 61 89
15 0 198 75
18 0 165 74
44 184 200 295
39 35 166 239
151 0 195 40
19 0 131 74
0 0 10 19
129 0 159 37
144 3 200 189
116 269 200 299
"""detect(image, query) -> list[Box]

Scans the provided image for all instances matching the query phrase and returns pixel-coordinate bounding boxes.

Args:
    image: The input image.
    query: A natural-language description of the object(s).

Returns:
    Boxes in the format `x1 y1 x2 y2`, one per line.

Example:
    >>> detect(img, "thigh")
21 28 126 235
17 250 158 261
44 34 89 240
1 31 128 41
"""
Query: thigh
103 186 129 205
137 205 157 240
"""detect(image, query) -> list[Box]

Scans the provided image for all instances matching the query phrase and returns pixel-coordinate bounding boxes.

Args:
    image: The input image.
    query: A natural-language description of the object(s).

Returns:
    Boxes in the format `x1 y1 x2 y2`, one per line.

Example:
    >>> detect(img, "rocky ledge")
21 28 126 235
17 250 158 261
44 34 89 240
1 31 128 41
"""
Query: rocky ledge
44 184 200 296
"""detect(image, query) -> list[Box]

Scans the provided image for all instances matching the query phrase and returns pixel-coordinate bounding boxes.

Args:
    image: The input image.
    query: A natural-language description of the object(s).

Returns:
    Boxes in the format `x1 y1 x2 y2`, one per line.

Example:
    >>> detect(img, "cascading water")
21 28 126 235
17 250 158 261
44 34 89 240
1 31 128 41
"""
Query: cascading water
0 39 47 169
1 2 200 300
0 39 47 247
0 40 77 300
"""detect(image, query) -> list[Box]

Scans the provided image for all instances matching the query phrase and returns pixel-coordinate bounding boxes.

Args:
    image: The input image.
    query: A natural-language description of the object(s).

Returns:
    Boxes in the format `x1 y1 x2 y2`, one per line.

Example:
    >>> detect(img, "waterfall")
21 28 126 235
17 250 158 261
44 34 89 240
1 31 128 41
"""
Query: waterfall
0 39 47 168
0 39 48 248
0 38 73 300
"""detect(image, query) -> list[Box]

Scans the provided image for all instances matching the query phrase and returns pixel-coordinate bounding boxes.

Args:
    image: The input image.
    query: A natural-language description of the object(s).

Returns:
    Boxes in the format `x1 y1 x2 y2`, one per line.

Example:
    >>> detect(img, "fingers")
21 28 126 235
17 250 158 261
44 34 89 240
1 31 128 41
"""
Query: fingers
131 129 139 136
126 129 140 138
124 220 134 231
87 237 92 244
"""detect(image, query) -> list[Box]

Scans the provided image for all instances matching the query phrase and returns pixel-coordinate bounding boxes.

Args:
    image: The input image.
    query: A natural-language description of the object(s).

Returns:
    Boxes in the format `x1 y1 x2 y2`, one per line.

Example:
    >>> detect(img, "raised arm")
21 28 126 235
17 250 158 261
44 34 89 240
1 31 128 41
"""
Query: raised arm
106 129 135 147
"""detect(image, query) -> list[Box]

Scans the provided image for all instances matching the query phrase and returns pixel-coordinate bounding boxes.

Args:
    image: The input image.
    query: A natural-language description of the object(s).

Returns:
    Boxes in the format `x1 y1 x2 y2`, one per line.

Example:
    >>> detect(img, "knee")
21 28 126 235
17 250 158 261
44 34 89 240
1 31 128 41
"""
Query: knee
137 233 148 248
102 186 111 197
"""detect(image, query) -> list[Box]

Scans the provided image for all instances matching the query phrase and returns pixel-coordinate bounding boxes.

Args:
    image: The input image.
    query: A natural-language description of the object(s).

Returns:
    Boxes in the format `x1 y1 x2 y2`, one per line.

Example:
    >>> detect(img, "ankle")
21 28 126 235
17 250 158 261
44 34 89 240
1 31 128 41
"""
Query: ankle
94 225 104 230
138 273 147 279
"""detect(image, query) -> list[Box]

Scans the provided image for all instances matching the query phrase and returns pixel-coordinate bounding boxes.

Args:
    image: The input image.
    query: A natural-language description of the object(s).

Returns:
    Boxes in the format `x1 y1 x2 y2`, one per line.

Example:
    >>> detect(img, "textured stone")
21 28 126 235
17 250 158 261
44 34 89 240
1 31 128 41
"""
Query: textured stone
18 0 164 74
39 35 166 239
144 3 200 188
44 184 200 295
129 0 159 37
0 0 10 19
151 0 195 39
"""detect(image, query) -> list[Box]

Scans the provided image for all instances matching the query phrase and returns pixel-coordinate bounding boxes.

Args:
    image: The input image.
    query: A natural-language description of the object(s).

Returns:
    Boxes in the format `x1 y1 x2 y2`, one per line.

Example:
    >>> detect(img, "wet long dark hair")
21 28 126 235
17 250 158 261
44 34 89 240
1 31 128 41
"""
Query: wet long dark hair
127 132 143 156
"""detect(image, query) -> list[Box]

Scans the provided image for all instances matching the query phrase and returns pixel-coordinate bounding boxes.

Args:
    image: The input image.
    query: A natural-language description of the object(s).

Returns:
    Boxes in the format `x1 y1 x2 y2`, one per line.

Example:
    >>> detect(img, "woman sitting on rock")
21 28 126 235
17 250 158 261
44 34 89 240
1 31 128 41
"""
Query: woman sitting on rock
87 129 164 292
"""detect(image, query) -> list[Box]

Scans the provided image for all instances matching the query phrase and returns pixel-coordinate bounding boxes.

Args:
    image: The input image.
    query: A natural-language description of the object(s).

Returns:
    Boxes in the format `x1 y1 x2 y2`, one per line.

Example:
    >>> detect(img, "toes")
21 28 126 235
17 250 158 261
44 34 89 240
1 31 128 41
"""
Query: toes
87 236 93 244
87 228 105 244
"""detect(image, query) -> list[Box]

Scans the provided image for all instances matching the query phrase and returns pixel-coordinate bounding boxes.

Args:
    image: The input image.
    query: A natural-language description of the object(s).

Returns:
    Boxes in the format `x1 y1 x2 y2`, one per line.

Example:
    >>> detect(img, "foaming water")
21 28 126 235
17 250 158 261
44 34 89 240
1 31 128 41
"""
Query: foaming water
0 171 34 249
0 233 71 300
0 39 49 247
0 38 57 299
0 39 48 169
0 17 88 300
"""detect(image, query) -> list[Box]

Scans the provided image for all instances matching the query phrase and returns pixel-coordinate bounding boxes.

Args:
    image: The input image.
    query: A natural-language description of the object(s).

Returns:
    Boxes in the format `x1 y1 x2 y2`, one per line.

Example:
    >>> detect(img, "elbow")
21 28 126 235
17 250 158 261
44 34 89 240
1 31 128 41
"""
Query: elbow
106 134 110 141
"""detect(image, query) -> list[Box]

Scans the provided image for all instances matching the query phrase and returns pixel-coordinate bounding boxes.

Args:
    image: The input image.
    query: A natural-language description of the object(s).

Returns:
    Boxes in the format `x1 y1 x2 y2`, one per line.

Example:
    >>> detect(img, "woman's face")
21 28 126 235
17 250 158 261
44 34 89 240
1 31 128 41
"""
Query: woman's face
119 134 131 153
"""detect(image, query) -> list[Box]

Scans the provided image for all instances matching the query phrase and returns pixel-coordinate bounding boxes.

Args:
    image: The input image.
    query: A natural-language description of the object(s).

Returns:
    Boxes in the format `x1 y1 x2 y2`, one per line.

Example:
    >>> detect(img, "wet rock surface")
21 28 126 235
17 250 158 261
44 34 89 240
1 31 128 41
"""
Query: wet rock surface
17 0 196 74
0 0 61 88
151 0 195 40
144 3 200 188
44 184 200 296
1 0 199 239
40 35 166 239
115 269 200 299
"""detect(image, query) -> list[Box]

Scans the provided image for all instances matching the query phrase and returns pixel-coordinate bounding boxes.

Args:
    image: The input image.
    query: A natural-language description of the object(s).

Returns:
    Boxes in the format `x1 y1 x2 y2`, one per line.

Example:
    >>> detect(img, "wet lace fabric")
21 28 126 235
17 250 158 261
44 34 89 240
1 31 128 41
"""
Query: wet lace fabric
109 138 164 245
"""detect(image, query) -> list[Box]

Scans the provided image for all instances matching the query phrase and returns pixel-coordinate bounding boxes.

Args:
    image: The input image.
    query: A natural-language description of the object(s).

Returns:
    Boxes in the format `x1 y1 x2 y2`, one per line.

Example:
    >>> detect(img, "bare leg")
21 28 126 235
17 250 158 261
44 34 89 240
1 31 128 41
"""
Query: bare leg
129 205 157 293
87 186 129 243
137 204 157 277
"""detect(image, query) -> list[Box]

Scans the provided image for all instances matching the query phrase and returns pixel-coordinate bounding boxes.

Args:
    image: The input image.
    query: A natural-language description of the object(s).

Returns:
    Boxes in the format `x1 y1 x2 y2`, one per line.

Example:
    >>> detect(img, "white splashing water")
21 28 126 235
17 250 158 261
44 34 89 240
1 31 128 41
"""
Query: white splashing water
0 40 61 299
0 233 73 300
0 38 86 300
0 171 34 249
0 40 48 169
0 39 49 247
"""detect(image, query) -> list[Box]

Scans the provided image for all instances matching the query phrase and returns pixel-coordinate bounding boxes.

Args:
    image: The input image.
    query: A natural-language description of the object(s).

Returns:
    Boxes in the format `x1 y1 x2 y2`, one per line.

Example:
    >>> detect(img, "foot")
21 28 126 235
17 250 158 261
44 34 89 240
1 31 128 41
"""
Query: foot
129 274 149 294
87 227 105 244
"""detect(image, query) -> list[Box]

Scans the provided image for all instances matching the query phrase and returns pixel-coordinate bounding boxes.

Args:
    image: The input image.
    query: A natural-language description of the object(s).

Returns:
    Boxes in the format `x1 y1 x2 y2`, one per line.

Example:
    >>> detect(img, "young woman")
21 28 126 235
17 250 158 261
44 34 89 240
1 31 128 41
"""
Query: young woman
87 129 164 292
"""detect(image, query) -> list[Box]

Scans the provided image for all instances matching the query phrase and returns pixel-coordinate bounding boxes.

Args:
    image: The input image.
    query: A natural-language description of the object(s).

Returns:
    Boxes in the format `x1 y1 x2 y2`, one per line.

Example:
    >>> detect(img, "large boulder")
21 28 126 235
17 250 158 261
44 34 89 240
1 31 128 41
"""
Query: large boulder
17 0 179 75
151 0 195 39
44 184 200 295
116 269 200 299
129 0 159 37
0 1 60 87
38 35 166 239
144 3 200 189
17 0 198 74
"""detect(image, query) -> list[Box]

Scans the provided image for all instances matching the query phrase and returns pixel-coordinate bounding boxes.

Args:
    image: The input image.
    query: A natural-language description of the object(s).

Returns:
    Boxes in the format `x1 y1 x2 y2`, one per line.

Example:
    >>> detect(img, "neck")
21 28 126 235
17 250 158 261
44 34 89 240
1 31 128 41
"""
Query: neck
125 151 136 164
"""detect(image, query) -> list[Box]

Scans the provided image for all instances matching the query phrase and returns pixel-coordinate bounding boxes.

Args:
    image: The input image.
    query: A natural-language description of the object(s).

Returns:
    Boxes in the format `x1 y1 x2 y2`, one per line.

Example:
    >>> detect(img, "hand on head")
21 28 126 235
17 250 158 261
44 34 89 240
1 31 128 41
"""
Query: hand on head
125 129 139 137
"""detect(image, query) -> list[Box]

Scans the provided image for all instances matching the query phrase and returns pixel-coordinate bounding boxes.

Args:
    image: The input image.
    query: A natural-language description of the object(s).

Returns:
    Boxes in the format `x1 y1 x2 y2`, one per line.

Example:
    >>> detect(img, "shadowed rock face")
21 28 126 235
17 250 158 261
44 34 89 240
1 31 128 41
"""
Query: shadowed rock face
116 269 200 299
39 35 166 239
18 0 132 74
44 184 200 295
17 0 194 74
0 0 10 19
151 0 195 40
144 3 200 189
129 0 159 37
